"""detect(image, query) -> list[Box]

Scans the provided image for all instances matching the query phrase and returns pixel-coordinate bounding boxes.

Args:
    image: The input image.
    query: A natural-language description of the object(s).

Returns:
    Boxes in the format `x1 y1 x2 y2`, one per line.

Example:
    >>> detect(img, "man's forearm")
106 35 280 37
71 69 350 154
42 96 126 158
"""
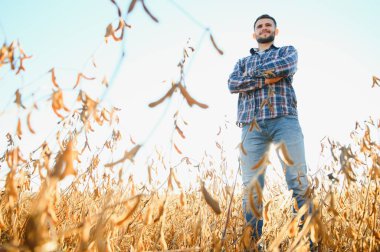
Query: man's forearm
228 60 264 93
228 72 264 93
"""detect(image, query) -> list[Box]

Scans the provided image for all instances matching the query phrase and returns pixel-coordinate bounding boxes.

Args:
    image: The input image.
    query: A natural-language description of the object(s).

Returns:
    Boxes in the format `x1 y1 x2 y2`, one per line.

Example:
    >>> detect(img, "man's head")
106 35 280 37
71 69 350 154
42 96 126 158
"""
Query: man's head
253 14 278 44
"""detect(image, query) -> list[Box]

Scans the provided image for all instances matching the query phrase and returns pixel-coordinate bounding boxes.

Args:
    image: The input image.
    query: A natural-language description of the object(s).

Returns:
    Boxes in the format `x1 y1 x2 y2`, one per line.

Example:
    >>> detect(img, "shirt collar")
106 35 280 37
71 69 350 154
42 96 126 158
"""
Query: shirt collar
250 44 278 55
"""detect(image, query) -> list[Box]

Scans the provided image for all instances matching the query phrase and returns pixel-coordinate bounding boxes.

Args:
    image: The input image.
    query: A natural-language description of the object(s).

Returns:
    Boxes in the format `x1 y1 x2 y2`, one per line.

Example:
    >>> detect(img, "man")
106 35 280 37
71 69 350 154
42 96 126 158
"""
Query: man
227 14 310 246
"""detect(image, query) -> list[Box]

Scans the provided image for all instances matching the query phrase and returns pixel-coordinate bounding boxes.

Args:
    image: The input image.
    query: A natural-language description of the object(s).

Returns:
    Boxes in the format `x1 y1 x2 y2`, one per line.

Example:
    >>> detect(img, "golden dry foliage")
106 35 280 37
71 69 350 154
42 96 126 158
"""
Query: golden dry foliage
1 118 375 252
0 135 379 251
0 40 31 74
1 4 379 252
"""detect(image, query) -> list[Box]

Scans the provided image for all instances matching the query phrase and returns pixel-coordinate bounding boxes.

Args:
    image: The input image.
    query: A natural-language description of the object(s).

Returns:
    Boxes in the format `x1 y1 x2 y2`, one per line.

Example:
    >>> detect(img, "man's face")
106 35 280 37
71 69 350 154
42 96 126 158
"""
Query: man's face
254 18 277 44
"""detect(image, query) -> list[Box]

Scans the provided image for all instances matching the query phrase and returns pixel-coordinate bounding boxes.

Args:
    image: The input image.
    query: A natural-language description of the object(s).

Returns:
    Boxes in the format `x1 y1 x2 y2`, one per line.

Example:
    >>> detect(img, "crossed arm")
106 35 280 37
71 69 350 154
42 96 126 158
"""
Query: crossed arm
228 46 298 93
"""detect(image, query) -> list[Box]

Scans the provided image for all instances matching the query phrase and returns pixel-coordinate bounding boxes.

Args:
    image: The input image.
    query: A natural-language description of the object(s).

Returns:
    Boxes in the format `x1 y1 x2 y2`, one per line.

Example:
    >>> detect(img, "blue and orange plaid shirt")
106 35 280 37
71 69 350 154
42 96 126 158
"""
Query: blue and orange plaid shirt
228 45 299 125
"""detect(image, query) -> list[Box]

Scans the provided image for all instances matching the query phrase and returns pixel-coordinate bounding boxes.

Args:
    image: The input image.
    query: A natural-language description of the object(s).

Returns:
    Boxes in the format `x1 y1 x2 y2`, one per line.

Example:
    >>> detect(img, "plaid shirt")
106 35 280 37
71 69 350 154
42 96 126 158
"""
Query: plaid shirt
228 45 299 125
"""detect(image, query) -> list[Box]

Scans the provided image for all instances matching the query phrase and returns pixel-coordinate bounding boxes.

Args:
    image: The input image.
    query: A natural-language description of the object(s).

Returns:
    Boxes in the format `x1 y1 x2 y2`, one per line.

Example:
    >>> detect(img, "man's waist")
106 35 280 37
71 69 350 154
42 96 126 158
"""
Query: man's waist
236 114 298 128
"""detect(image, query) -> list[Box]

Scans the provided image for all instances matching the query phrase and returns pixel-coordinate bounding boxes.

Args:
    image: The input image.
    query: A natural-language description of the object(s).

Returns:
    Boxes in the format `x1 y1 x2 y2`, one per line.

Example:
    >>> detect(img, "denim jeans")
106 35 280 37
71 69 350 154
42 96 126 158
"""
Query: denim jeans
240 116 309 239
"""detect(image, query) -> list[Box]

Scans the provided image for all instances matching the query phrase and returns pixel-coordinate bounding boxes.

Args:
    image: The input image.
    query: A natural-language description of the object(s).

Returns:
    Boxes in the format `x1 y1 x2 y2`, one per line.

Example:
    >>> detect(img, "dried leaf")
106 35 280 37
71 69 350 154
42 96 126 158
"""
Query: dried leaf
115 18 131 31
143 205 153 225
0 43 7 62
310 220 321 243
248 190 261 218
129 135 136 145
293 199 299 212
52 140 78 180
5 171 18 203
74 72 95 89
277 142 294 166
178 83 209 109
259 99 268 111
242 226 252 249
49 68 59 88
102 75 109 87
254 181 263 205
105 23 122 42
173 143 182 155
51 89 69 118
327 192 339 216
104 145 141 167
110 0 122 17
114 195 141 226
216 142 222 150
314 177 319 189
153 199 165 223
127 0 138 13
248 118 261 132
263 200 271 222
16 56 28 74
263 69 275 78
14 89 26 109
175 125 186 139
27 112 36 134
239 142 247 156
6 148 19 170
105 23 113 39
201 181 221 214
170 168 182 189
209 33 223 55
251 152 269 170
141 0 159 23
216 126 221 136
100 108 110 122
92 58 97 68
0 213 5 229
168 171 174 191
179 191 186 206
159 227 168 250
288 218 298 238
16 118 22 139
148 84 176 107
372 75 380 88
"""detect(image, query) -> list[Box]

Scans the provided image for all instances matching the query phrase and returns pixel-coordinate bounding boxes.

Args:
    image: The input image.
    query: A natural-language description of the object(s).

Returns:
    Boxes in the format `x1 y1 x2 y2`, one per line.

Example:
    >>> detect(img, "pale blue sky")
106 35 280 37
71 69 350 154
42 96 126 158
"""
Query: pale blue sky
1 0 379 183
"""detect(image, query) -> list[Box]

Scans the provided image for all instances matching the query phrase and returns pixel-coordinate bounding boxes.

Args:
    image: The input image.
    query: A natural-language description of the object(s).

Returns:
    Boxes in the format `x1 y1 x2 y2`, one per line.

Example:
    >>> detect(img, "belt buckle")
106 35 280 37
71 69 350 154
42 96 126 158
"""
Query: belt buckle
236 122 245 128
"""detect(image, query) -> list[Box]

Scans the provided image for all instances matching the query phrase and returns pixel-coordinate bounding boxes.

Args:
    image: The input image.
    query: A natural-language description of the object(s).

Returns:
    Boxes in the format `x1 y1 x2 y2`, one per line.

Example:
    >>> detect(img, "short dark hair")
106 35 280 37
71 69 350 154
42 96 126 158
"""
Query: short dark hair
254 14 277 29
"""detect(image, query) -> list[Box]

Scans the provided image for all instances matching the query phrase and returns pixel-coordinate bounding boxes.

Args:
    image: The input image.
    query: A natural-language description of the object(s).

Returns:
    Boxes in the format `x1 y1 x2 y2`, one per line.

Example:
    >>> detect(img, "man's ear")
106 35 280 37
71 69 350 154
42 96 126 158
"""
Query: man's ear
275 28 279 36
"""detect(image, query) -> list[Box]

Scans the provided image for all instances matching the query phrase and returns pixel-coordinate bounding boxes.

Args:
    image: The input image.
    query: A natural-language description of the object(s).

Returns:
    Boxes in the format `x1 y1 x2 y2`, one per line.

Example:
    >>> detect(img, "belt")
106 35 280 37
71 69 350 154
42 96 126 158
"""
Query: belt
236 122 249 128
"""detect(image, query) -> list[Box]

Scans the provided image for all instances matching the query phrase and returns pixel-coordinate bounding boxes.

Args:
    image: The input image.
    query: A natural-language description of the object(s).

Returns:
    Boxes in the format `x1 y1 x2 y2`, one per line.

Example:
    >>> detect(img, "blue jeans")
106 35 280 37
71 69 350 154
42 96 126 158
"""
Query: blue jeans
240 116 309 239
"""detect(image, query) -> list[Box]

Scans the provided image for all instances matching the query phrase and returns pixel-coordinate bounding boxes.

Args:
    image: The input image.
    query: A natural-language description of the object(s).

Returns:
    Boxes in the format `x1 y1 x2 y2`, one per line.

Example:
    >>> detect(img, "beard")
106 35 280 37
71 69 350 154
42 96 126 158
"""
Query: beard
256 33 275 43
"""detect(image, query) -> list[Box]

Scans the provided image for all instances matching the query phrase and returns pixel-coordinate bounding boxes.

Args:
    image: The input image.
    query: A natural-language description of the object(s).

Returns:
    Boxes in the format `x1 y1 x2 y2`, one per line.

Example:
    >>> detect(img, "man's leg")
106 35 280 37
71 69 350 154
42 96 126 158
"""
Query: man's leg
270 117 310 212
272 116 314 249
240 123 271 239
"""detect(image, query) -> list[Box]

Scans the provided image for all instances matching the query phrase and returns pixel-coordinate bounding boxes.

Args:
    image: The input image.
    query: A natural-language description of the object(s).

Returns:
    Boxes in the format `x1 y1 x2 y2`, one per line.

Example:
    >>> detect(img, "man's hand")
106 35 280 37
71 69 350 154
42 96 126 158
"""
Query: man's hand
265 77 283 85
